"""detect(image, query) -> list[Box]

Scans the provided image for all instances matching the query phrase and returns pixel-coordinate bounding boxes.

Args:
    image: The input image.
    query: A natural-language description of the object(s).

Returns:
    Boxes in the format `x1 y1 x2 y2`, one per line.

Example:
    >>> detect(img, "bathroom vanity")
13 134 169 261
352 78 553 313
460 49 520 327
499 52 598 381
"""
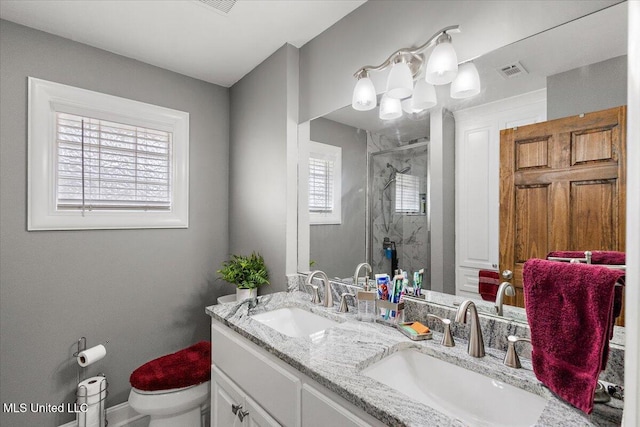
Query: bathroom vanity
206 290 623 426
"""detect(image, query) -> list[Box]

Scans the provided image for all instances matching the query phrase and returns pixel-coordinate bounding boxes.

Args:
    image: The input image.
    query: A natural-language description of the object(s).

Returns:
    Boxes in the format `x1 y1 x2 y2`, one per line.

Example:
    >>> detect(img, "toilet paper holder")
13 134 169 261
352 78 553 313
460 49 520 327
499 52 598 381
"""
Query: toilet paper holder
73 337 108 427
76 374 108 427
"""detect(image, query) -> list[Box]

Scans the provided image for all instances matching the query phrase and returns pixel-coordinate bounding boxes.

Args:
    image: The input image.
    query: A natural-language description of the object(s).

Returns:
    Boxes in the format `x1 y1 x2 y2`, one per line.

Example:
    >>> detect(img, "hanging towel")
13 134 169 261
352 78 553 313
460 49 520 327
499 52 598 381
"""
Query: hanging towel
130 341 211 391
478 270 500 302
546 250 626 265
546 250 626 320
523 259 625 414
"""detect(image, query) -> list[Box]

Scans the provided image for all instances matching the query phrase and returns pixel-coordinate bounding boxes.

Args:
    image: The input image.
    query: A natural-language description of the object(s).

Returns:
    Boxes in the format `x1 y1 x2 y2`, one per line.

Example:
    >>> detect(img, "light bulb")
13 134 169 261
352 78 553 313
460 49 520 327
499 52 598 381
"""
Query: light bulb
351 76 377 111
379 94 402 120
450 62 481 99
425 35 458 85
386 61 413 99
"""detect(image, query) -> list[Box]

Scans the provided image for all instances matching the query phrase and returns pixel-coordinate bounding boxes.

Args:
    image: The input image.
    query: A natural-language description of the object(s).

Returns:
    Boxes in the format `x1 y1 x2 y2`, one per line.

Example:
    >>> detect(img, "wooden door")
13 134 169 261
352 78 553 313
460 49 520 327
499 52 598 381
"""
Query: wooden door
499 106 626 322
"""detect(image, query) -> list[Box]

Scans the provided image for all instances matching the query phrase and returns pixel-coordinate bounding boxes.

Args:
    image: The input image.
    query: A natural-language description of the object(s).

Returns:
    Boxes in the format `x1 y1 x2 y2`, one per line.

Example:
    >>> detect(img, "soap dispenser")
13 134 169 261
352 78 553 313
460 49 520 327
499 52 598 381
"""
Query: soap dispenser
353 263 376 322
357 288 376 322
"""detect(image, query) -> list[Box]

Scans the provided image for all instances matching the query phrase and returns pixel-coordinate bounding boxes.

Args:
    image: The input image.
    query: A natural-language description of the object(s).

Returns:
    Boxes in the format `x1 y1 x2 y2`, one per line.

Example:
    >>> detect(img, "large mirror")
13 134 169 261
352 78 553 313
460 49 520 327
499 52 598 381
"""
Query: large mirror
298 3 628 326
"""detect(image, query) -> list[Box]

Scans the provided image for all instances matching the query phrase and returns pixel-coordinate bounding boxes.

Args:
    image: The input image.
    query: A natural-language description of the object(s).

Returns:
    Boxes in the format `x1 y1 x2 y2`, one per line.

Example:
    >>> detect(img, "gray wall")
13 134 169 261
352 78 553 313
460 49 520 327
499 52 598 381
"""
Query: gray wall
0 20 230 426
547 55 627 120
428 109 455 294
229 44 299 290
309 118 366 278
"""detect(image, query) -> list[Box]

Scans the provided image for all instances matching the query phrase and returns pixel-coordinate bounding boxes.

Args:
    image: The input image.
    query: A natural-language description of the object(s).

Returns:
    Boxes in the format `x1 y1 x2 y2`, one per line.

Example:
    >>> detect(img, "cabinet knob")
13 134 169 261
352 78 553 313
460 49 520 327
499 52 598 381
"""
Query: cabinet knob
238 409 250 422
231 403 242 415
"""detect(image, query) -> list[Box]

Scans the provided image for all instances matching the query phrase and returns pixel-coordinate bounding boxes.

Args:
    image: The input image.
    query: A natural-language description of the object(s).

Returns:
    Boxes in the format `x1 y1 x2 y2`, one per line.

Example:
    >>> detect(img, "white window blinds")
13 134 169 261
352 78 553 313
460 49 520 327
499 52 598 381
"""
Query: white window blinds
395 173 420 213
56 112 172 211
308 157 334 213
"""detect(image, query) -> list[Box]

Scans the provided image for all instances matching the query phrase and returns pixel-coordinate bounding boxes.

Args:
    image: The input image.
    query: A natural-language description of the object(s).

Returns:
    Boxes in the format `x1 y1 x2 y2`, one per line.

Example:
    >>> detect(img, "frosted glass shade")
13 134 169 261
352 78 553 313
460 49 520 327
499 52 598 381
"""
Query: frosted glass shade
411 79 437 110
450 62 481 99
386 61 414 99
351 77 377 111
425 40 458 85
379 94 402 120
401 98 418 114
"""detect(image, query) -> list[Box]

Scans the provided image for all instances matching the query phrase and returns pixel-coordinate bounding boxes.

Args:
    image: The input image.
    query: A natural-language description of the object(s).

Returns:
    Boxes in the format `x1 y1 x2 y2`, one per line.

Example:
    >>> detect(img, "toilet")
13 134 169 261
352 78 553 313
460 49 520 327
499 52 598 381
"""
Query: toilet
128 341 211 427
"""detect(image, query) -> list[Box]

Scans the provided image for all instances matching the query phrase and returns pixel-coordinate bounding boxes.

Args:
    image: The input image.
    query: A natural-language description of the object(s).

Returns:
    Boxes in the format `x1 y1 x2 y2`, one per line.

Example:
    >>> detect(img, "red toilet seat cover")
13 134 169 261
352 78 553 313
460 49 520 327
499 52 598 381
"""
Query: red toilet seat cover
130 341 211 391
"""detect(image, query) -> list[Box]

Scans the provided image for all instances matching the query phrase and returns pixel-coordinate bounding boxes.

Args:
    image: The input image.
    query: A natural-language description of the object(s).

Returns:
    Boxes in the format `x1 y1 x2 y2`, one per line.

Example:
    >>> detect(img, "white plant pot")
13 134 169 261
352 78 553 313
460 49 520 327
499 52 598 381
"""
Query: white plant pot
236 288 258 301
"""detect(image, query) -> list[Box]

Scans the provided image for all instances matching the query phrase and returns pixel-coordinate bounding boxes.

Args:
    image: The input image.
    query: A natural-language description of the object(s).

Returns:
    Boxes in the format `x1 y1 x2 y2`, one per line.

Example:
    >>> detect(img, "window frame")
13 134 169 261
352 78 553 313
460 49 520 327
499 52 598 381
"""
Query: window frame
308 140 341 225
28 77 189 230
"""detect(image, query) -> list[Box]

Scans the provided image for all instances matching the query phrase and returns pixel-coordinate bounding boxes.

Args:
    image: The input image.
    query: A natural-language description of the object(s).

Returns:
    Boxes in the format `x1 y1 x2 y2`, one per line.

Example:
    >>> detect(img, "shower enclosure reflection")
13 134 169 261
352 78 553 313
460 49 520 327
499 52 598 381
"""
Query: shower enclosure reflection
370 141 429 280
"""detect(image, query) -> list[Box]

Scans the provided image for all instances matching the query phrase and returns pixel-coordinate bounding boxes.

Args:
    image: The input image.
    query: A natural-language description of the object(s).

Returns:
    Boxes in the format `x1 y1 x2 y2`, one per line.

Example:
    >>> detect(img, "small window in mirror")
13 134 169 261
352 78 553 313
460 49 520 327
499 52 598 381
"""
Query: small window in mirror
308 141 341 225
395 173 420 214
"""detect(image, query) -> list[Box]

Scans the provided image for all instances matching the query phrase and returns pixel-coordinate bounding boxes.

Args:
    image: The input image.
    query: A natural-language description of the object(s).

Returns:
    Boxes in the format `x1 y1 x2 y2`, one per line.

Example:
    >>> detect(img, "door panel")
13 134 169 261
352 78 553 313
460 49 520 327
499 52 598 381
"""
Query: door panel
499 106 626 324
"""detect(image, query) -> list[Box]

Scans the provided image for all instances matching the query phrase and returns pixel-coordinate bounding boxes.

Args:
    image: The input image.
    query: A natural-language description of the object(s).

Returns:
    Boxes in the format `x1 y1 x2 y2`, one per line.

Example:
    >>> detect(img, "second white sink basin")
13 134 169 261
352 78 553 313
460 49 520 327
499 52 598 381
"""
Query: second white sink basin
251 307 339 338
362 348 547 427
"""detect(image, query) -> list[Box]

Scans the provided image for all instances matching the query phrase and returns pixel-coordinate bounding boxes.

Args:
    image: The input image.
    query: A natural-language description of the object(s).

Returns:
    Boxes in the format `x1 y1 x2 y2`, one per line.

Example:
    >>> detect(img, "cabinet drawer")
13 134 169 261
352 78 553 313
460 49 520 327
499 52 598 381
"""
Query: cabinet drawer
302 384 372 427
212 321 301 427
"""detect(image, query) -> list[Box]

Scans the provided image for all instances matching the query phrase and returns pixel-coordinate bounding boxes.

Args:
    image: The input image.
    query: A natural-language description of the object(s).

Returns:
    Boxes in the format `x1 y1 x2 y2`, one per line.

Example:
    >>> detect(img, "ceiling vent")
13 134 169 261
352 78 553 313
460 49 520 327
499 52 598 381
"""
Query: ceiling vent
497 61 528 79
196 0 237 15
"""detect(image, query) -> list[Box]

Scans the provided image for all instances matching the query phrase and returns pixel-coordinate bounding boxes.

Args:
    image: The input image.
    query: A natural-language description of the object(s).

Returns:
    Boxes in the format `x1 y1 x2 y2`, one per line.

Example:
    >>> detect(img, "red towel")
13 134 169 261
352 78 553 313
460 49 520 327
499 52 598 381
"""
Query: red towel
130 341 211 391
523 259 625 414
547 250 626 265
547 251 626 319
478 270 499 302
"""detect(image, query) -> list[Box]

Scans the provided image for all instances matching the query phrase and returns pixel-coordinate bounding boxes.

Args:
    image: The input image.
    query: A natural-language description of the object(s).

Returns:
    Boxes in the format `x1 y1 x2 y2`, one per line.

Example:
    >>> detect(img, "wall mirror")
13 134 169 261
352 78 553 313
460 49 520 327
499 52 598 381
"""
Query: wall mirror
297 3 628 328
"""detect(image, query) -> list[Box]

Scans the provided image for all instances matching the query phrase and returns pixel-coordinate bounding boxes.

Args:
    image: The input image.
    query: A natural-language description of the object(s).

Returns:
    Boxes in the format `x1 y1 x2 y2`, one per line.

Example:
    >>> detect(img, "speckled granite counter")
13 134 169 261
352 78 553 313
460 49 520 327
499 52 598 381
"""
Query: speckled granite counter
206 291 622 426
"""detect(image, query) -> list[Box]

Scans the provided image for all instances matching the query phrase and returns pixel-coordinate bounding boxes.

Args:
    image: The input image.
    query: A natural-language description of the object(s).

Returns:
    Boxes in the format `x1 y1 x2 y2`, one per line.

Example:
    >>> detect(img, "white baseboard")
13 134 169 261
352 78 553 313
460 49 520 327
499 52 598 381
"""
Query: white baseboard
59 401 210 427
58 401 147 427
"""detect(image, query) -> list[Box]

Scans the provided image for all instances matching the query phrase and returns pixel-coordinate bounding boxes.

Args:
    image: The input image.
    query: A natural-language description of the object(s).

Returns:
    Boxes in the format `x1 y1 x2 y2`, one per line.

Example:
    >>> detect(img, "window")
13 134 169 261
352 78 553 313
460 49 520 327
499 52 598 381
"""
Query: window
395 173 420 213
28 77 189 230
308 141 341 225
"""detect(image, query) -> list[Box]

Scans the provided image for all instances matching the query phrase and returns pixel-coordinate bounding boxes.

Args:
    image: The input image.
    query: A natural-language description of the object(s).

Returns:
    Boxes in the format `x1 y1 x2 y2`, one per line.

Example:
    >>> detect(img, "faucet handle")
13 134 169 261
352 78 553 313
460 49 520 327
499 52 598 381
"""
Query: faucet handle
504 335 531 368
427 314 455 347
339 293 356 313
311 285 321 304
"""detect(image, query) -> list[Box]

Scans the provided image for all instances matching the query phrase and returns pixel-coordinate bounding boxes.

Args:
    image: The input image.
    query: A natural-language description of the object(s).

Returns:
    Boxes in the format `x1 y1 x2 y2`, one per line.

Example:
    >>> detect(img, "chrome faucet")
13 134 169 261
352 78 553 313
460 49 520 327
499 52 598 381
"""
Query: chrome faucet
306 270 333 307
353 262 372 290
454 300 485 357
495 281 516 316
504 335 531 368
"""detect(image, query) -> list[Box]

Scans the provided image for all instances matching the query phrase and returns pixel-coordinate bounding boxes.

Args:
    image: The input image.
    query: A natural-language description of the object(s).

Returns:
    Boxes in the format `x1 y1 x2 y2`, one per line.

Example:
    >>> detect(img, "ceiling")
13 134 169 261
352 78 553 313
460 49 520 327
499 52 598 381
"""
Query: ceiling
0 0 366 87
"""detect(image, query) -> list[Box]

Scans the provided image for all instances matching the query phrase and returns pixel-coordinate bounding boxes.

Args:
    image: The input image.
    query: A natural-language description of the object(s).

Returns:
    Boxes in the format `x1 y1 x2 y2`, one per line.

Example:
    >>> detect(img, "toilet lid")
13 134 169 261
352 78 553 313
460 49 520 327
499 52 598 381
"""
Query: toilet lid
130 341 211 391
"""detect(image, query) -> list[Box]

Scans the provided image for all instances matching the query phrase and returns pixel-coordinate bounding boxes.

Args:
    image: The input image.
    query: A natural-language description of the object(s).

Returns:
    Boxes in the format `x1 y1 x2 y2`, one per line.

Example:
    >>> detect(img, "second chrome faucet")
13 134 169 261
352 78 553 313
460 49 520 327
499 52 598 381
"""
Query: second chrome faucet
455 300 485 357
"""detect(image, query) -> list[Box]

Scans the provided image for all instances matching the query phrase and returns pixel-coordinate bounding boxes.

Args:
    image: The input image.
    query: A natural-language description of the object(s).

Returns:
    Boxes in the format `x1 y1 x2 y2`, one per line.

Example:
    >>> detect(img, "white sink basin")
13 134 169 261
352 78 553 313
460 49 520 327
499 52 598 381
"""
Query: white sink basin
251 307 339 338
362 349 547 427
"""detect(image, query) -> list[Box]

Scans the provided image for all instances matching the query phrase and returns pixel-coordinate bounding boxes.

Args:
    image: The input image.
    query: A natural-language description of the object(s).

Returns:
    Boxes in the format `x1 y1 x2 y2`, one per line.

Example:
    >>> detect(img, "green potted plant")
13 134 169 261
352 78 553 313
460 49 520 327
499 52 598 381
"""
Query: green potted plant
217 252 269 301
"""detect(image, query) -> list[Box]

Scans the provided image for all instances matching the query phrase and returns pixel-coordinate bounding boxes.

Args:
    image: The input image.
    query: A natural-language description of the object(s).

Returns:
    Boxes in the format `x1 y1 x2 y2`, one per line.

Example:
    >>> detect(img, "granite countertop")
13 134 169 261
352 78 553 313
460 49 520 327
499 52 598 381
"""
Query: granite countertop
206 291 622 427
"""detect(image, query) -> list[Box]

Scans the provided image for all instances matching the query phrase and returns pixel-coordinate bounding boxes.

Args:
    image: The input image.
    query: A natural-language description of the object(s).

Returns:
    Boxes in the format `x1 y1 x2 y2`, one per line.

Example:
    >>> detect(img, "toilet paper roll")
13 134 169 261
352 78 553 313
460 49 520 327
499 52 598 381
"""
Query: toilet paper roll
77 376 107 427
77 345 106 367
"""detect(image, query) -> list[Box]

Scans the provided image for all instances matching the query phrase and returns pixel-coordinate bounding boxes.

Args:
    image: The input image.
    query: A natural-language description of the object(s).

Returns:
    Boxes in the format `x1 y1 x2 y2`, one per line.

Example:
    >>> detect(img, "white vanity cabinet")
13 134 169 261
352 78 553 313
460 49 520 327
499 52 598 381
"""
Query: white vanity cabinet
211 319 386 427
454 90 546 299
213 366 280 427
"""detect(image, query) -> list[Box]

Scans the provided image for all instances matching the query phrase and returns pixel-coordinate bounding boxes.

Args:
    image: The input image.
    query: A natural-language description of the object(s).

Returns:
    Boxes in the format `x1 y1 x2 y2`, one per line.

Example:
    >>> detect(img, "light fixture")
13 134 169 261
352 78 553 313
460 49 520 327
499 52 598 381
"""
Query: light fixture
425 33 458 85
450 62 481 99
351 71 377 111
351 25 480 119
379 94 402 120
386 56 414 99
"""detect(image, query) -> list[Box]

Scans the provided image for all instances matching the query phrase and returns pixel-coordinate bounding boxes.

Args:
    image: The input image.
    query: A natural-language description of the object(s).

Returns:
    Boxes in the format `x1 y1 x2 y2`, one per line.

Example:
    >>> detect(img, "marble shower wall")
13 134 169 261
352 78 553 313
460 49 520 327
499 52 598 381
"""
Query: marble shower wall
367 132 429 284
